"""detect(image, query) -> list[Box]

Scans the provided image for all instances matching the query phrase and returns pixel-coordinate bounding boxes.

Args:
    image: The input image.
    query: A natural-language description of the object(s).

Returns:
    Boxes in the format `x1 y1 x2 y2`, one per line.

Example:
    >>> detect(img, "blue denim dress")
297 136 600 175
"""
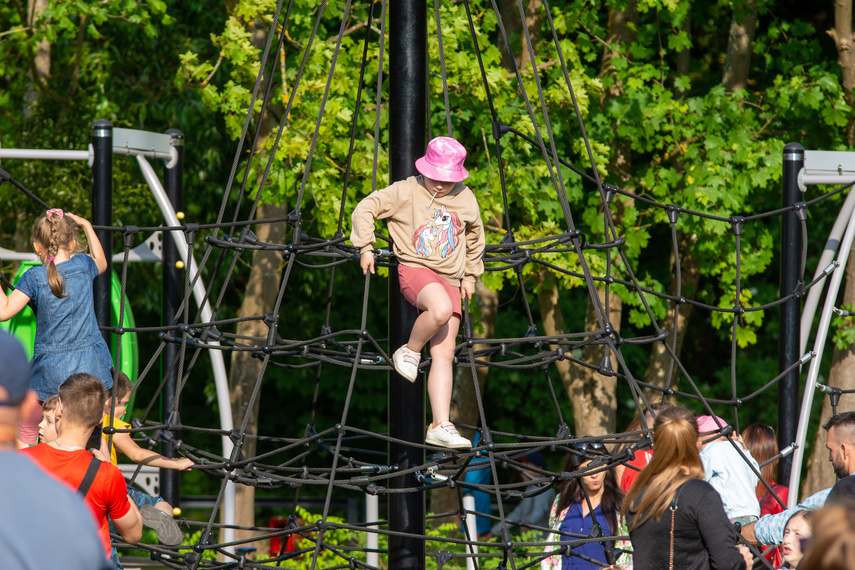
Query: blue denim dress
16 254 113 400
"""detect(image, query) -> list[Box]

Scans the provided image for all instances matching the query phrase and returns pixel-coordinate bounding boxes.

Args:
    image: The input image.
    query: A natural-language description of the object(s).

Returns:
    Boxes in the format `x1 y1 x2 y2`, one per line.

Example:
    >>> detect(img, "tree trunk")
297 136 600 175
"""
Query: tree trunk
429 279 499 523
677 7 691 86
229 201 288 546
498 0 542 72
24 0 50 120
722 0 759 92
829 0 855 144
226 10 286 546
802 242 855 496
537 271 620 436
643 232 700 390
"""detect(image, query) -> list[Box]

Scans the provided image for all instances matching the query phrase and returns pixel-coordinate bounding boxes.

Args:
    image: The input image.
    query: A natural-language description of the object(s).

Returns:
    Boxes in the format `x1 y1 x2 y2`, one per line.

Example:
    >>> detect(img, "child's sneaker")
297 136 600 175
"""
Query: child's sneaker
425 422 471 449
141 504 183 546
392 346 420 382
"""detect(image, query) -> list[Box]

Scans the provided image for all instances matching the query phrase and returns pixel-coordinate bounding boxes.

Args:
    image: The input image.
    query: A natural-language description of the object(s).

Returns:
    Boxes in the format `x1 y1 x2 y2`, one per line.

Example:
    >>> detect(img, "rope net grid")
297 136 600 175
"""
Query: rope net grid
0 1 844 569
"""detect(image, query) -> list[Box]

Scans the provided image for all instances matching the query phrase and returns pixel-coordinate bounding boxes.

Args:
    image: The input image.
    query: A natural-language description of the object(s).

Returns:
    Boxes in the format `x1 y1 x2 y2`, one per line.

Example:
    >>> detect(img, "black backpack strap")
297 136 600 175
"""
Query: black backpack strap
76 456 102 498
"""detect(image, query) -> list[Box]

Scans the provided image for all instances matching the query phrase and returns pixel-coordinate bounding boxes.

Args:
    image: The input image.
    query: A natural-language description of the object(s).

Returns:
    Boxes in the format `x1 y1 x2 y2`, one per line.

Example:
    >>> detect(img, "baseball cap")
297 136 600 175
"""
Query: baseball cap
0 331 31 405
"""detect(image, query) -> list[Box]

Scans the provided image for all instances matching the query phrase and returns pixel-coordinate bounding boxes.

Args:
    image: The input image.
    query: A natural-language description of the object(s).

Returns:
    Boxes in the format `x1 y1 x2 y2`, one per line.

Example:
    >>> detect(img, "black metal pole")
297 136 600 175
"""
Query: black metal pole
161 129 184 508
388 2 427 570
779 143 804 484
91 120 113 346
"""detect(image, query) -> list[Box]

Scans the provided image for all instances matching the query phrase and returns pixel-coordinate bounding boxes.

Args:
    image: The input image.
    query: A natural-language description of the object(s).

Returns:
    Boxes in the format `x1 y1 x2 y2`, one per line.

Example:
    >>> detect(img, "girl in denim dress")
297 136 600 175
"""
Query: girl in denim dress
0 209 113 445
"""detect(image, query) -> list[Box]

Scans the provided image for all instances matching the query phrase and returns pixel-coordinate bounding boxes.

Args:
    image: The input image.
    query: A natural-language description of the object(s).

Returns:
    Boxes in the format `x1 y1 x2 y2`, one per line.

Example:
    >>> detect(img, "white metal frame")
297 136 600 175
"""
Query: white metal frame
788 150 855 507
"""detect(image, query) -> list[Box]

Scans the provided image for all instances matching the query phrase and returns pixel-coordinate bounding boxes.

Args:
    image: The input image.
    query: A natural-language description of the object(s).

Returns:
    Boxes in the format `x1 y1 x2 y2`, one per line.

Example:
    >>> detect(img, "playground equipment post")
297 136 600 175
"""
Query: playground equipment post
779 142 805 483
161 128 185 507
388 1 427 569
91 120 113 346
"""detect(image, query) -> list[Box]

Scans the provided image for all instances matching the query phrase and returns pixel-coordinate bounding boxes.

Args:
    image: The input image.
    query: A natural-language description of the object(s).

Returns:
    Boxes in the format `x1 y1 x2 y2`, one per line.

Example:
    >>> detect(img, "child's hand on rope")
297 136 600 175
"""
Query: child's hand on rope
173 457 195 471
360 251 375 275
461 280 474 300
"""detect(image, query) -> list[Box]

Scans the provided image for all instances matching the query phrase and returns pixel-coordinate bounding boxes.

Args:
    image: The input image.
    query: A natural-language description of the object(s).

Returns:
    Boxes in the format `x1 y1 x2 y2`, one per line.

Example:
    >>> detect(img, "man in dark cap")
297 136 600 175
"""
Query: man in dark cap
0 331 109 569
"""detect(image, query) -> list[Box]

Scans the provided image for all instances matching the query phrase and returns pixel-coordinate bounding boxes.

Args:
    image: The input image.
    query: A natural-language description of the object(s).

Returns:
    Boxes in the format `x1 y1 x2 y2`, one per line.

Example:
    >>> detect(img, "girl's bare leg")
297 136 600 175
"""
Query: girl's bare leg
426 315 460 425
405 283 453 352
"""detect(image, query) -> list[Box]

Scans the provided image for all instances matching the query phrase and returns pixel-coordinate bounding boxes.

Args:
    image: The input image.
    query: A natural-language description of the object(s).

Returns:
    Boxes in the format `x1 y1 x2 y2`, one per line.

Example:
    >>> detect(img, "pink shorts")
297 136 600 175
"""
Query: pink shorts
398 265 462 320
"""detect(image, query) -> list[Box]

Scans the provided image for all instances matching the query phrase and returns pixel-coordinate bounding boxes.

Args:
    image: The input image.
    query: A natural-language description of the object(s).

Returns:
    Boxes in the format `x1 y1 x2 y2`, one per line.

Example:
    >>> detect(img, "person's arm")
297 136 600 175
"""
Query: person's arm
463 195 485 285
750 488 830 545
113 497 143 544
113 431 194 470
0 288 30 322
66 213 107 275
350 184 401 254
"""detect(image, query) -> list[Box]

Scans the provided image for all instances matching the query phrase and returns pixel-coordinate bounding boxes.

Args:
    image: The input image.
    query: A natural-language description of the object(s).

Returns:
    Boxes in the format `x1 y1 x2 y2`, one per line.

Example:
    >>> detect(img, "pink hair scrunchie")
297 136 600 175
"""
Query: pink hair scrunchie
46 208 64 220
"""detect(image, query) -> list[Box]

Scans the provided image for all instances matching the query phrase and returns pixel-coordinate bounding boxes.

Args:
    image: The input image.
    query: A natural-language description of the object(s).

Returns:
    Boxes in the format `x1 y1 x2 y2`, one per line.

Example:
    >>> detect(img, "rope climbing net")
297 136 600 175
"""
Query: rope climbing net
1 1 851 569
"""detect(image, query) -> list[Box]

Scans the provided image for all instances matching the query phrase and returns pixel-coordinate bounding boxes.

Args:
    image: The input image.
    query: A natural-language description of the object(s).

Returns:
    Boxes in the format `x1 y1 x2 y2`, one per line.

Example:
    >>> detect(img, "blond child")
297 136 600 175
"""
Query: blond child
351 136 485 449
0 211 114 446
38 394 60 443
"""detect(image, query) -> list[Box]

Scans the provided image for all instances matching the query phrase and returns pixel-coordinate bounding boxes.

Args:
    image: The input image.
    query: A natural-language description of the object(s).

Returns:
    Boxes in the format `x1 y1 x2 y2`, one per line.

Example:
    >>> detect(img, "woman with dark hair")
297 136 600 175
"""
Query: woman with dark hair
742 424 789 516
742 423 789 567
541 442 631 569
623 406 752 569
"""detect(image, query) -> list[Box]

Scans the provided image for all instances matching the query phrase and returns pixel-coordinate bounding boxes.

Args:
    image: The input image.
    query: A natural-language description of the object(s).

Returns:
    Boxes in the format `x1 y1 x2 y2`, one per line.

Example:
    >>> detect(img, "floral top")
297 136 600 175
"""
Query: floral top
541 494 633 570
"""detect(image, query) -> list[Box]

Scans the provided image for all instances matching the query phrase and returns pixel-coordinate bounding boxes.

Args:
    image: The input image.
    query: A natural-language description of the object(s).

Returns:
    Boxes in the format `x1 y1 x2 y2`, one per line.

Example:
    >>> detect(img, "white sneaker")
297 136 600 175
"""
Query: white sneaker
425 422 471 449
392 346 420 382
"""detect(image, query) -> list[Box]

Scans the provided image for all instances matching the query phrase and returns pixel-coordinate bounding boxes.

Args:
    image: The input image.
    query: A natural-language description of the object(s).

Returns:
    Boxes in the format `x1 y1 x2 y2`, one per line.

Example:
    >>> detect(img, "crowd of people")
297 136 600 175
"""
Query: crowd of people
0 211 191 568
508 401 855 570
5 139 855 570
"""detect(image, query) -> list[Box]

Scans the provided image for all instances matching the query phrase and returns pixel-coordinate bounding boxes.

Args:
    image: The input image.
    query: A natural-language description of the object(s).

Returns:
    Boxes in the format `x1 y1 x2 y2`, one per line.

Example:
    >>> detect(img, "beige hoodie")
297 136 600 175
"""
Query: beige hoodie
350 176 485 287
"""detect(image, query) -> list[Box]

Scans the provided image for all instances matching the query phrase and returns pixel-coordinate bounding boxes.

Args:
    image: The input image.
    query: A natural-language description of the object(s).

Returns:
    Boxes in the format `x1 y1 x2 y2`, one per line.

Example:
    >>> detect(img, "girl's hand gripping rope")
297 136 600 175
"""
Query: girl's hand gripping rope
360 251 375 275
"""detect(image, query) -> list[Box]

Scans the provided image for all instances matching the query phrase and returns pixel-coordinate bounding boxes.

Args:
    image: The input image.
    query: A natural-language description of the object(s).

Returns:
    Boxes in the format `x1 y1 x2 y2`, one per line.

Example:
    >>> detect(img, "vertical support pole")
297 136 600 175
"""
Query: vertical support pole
388 2 427 570
463 494 478 570
779 142 804 484
161 129 184 507
366 493 380 567
91 120 113 345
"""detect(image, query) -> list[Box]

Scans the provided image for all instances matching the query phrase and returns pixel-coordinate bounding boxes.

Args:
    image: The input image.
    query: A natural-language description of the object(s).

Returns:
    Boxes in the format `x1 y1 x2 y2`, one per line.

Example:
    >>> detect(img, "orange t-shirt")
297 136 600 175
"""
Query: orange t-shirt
21 443 131 556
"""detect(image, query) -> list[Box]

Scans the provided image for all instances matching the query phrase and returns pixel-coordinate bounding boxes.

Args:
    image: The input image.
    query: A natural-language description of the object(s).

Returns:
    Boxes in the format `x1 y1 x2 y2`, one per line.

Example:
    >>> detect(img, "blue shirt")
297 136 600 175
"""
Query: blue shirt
559 502 612 570
15 255 113 399
17 255 102 350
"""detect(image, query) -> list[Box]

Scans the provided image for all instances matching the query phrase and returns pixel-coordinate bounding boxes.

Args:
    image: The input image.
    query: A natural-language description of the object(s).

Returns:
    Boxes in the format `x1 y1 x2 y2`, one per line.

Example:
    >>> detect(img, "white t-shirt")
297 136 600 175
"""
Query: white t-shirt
700 439 761 520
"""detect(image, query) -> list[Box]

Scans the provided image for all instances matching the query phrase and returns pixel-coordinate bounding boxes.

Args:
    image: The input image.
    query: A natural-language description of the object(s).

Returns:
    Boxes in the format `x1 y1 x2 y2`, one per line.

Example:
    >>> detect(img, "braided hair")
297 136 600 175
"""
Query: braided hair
32 211 83 298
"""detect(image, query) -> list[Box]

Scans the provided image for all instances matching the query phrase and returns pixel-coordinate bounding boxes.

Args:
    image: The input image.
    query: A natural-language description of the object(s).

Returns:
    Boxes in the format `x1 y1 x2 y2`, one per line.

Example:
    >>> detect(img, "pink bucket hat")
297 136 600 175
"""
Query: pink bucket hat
697 415 729 434
415 136 469 183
